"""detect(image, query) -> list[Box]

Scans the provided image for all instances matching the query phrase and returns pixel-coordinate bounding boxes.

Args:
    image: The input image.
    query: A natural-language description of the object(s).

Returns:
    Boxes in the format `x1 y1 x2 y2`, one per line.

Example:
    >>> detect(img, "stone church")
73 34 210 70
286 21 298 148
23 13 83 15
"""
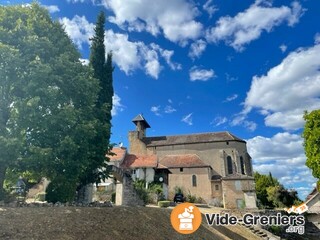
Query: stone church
110 114 257 209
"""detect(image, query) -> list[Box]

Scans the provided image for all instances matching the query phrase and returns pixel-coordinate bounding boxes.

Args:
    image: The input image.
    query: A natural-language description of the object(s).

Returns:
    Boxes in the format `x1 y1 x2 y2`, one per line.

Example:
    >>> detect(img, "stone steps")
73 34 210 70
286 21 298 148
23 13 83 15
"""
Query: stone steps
239 222 278 240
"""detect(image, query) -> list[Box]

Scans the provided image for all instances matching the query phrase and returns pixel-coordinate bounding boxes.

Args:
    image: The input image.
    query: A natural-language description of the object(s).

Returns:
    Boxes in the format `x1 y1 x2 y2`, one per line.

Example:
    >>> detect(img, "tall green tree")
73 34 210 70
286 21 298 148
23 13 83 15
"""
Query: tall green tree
0 4 101 201
303 110 320 189
254 172 301 208
77 11 114 188
254 172 279 207
0 43 23 199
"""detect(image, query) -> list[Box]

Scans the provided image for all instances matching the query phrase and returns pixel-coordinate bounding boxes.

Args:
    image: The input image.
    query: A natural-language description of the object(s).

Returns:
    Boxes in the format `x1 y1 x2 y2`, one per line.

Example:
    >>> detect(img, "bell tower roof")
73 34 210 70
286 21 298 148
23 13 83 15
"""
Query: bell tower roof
132 114 151 128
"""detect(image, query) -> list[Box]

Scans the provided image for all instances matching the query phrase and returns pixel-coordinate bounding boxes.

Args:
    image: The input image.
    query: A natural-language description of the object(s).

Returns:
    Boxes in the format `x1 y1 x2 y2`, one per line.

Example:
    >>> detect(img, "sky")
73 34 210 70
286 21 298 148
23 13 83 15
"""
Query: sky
2 0 320 200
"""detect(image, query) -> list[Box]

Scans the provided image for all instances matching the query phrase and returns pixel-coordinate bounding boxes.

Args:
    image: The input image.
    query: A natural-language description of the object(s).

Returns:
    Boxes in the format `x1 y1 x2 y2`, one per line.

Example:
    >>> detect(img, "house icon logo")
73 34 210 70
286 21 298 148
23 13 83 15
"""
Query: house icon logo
170 203 202 234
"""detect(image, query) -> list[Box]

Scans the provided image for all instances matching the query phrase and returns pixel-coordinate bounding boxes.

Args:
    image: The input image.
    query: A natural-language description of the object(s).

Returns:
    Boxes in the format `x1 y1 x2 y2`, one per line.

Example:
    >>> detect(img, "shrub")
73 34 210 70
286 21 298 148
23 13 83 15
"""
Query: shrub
45 179 76 203
133 180 149 204
133 180 165 204
196 196 205 204
186 191 197 203
158 200 170 208
174 186 183 194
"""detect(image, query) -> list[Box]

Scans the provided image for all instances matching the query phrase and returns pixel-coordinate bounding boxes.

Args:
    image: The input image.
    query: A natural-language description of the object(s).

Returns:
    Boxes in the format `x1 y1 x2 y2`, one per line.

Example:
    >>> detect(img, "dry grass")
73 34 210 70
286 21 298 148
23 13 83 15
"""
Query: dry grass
0 206 229 240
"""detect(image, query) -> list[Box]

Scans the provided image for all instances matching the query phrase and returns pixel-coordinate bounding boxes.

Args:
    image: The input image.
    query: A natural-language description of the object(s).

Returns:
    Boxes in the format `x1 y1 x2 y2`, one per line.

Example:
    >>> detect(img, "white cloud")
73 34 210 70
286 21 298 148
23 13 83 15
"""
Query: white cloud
111 93 125 116
181 113 193 125
279 44 287 53
230 108 257 131
243 121 257 131
189 67 215 81
61 16 179 79
99 0 203 44
60 15 94 49
79 58 89 65
150 105 177 115
151 106 161 116
210 116 227 127
188 39 207 59
247 132 317 199
224 94 238 102
247 132 304 161
206 1 304 51
151 43 182 71
314 33 320 44
43 5 60 13
245 43 320 130
21 3 31 8
104 30 140 75
164 105 176 114
203 0 218 18
140 46 161 79
225 73 238 82
159 49 182 71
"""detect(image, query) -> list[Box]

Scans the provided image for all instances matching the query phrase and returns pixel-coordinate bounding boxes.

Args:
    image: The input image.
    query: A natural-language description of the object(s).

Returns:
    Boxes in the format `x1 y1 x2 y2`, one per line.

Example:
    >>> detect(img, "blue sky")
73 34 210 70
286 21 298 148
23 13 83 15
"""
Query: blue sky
3 0 320 199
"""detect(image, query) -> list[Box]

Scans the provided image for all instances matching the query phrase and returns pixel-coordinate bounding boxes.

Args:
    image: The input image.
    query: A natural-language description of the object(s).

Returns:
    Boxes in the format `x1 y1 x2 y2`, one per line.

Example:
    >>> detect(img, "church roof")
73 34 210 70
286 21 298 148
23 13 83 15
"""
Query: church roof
121 154 157 169
144 131 245 146
160 154 210 168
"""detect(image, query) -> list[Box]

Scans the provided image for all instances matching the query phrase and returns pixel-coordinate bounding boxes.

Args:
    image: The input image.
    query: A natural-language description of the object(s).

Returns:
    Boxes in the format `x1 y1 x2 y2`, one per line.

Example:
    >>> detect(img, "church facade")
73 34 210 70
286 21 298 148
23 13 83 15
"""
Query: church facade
113 114 257 209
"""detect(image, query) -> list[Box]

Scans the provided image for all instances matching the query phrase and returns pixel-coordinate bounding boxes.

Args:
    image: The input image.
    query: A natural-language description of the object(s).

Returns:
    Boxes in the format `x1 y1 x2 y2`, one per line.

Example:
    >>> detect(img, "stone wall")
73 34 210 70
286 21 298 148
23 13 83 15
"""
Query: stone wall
116 175 144 206
222 178 256 209
167 167 212 202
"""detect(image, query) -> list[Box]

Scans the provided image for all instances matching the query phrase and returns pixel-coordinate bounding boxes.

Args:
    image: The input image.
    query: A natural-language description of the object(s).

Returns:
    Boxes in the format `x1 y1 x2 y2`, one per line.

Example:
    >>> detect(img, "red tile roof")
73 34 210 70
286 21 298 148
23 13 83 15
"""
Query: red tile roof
121 154 157 169
107 147 127 162
160 154 210 168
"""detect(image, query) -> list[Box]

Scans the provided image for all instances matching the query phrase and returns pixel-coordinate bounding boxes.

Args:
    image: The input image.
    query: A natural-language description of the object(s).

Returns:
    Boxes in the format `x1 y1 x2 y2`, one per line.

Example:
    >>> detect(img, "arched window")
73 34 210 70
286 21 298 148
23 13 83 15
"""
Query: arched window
192 175 197 187
240 156 245 175
227 156 233 174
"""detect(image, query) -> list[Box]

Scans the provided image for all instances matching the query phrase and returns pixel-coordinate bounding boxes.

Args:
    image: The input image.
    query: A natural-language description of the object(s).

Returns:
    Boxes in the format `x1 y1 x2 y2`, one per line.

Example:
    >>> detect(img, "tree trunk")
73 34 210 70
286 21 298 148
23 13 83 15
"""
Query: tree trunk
0 164 7 200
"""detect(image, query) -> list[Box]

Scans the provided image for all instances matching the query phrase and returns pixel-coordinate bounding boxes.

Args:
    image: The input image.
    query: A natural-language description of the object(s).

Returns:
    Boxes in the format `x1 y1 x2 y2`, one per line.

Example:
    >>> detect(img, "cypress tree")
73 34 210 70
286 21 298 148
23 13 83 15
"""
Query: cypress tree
78 11 114 188
90 11 114 137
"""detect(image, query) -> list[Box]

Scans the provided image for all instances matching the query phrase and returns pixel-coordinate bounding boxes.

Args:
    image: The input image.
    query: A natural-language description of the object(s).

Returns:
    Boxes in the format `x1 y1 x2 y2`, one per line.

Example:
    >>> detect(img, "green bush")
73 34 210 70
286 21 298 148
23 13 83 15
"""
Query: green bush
158 200 170 208
45 179 76 203
133 179 149 204
186 191 197 203
196 196 205 204
174 186 183 194
133 180 164 204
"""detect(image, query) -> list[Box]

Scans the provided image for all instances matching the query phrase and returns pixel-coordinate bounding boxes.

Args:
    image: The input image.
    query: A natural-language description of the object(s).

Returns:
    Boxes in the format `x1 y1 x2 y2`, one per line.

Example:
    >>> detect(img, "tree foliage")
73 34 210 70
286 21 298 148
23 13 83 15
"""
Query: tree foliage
0 4 107 201
254 172 279 207
78 11 114 187
303 110 320 188
254 172 301 208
